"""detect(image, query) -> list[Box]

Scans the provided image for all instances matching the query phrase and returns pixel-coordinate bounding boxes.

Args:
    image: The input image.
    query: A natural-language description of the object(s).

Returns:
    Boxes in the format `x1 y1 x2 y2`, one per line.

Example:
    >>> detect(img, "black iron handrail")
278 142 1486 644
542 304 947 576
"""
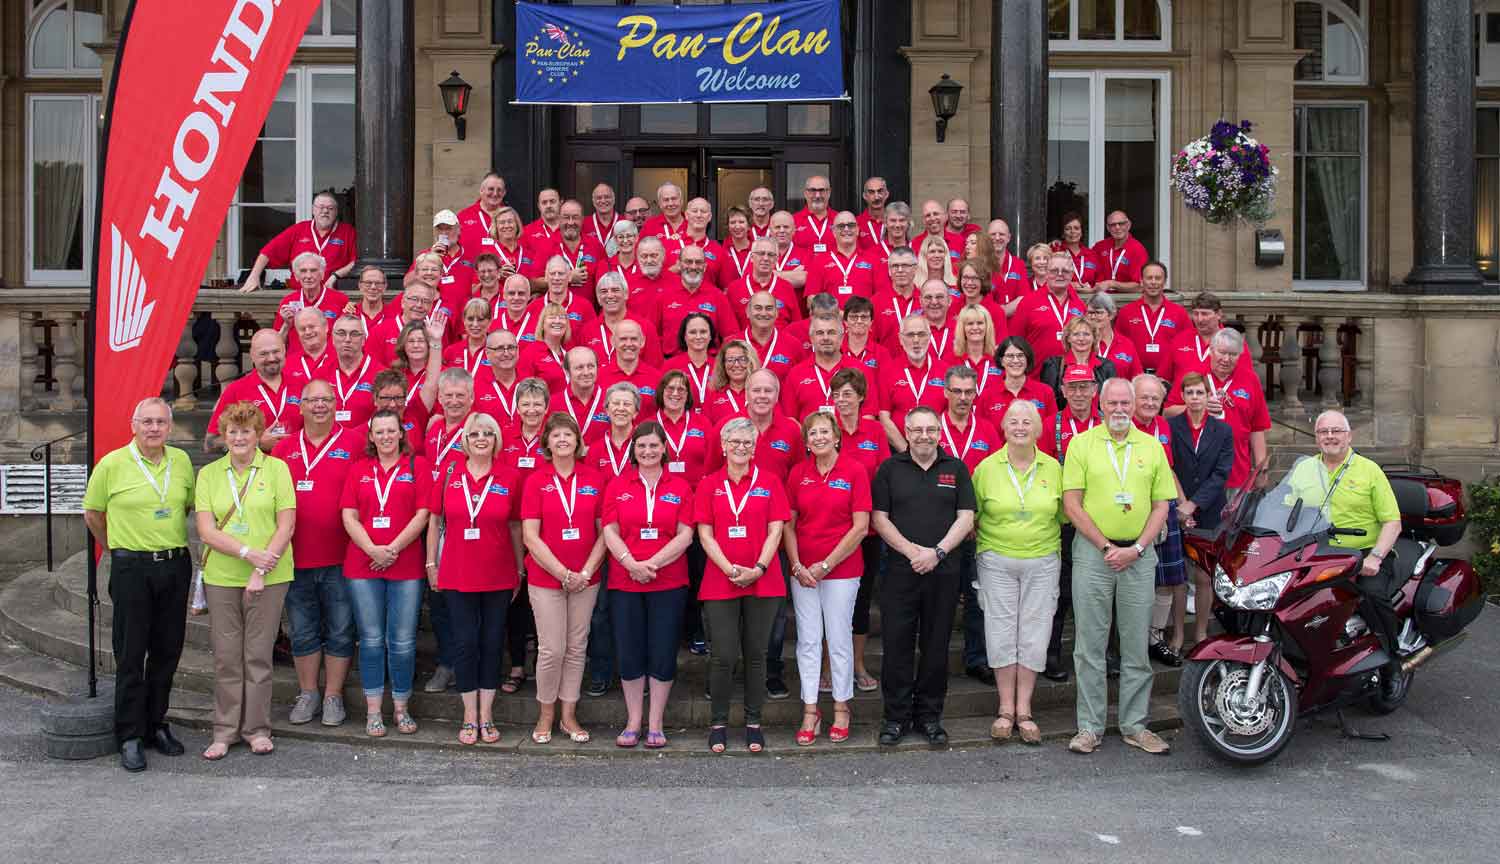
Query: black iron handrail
29 429 86 574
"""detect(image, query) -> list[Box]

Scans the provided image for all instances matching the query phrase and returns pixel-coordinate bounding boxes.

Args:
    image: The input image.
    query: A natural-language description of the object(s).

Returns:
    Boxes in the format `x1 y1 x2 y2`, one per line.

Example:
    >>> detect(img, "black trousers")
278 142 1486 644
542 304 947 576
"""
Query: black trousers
108 552 191 742
879 561 961 726
1046 525 1077 670
1356 551 1403 664
446 589 512 693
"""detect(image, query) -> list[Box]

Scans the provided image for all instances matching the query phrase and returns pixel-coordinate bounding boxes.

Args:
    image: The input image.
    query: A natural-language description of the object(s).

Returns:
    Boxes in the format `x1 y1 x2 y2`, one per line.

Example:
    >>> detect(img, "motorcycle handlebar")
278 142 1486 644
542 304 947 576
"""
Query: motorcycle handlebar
1327 526 1364 538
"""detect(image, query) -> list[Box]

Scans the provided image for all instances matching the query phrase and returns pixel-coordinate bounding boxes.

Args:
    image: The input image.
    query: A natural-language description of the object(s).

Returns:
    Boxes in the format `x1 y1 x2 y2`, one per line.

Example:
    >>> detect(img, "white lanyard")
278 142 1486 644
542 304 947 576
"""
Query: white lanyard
301 281 328 312
1068 414 1095 439
499 310 532 337
1005 457 1037 509
591 214 614 248
723 466 760 526
876 233 893 257
602 433 629 477
1071 252 1086 283
999 251 1014 277
805 214 829 242
128 443 171 510
1031 277 1046 293
1140 303 1166 345
615 259 639 280
547 344 566 372
970 357 993 394
299 352 327 381
462 472 493 527
371 460 401 515
811 362 836 400
902 358 933 403
662 414 692 459
722 388 741 414
1207 373 1231 417
1096 338 1111 361
1195 335 1212 363
659 216 683 240
748 329 779 367
1108 245 1127 280
727 244 751 278
684 361 712 403
439 253 458 278
225 464 258 517
830 250 857 285
551 471 578 527
562 241 588 269
404 372 425 408
640 474 660 525
439 424 465 459
334 357 371 407
565 387 603 430
299 430 340 476
596 323 613 361
1315 456 1355 512
1046 293 1070 333
309 221 337 257
257 381 288 426
489 378 517 421
750 221 771 239
929 325 951 357
777 247 795 273
494 242 520 272
942 413 977 462
477 207 494 238
1106 441 1133 490
458 347 485 377
890 291 917 322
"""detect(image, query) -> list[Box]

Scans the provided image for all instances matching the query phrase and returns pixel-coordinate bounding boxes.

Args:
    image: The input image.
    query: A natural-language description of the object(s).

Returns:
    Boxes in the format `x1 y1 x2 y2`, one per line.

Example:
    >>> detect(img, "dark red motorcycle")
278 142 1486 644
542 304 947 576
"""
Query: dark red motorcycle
1177 457 1484 765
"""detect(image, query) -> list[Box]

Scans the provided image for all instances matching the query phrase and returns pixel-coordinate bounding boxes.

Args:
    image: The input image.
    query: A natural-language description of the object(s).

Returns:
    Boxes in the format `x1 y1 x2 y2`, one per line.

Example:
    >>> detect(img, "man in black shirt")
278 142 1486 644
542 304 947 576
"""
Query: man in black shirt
872 406 977 747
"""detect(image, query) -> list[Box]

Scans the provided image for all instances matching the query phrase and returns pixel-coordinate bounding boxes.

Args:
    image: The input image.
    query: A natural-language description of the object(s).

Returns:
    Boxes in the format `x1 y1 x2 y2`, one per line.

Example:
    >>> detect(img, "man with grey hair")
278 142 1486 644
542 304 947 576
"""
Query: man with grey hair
1061 377 1177 755
273 250 350 365
241 191 357 294
1163 326 1269 498
1010 250 1087 365
622 196 651 232
728 236 803 330
83 397 197 770
644 181 686 240
872 245 921 346
856 176 890 251
550 346 608 443
660 241 737 355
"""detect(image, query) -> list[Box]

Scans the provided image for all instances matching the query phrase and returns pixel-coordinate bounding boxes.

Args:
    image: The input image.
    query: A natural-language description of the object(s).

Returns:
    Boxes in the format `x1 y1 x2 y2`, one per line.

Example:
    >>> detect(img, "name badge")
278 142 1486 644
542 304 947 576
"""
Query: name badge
153 508 171 520
1014 510 1033 521
838 286 852 295
335 410 352 422
639 527 659 541
668 461 686 474
516 457 536 469
229 522 250 536
463 527 481 540
818 405 835 415
812 243 827 253
270 424 287 436
295 480 314 492
481 237 497 246
727 525 748 539
1055 331 1064 342
441 275 456 285
561 527 581 541
1114 493 1134 506
1145 343 1160 353
371 516 391 529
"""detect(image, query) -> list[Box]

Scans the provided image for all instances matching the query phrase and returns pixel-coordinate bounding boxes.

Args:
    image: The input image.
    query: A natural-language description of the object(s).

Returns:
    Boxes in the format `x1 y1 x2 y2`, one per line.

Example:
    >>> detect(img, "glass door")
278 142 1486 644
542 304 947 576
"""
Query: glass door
711 157 774 235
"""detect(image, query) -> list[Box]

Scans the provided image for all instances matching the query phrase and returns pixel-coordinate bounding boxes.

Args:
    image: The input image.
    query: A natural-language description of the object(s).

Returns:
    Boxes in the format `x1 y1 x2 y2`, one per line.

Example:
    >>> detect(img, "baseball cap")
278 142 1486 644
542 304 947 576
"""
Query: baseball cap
433 209 459 227
1061 364 1094 385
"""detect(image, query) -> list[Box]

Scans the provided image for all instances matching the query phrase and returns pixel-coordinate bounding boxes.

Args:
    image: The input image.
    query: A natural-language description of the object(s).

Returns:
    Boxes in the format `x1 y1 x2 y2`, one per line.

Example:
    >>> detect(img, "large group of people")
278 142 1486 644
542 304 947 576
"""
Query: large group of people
89 169 1365 771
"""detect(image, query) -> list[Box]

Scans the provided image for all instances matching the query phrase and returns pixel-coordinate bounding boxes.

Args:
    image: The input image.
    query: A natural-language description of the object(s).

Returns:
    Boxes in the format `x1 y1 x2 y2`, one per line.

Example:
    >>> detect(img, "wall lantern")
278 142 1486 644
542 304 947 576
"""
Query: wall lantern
929 74 963 143
439 71 473 140
1255 229 1286 267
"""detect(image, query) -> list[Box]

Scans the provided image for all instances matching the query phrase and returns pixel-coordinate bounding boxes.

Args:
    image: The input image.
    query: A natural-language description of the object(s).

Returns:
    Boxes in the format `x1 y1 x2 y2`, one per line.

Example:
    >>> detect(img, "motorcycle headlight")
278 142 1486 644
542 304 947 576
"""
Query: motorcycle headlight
1213 568 1293 611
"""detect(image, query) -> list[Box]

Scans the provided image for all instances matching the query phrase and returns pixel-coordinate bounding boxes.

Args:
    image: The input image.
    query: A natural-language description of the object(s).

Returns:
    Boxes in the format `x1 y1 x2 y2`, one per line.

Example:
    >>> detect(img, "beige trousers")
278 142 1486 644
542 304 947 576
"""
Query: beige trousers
206 582 290 745
529 583 599 704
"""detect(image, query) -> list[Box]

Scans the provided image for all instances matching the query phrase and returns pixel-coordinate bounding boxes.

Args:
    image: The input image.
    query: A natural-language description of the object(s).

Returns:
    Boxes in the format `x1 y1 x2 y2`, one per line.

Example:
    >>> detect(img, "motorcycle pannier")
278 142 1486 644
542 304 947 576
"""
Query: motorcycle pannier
1413 559 1485 643
1385 471 1467 546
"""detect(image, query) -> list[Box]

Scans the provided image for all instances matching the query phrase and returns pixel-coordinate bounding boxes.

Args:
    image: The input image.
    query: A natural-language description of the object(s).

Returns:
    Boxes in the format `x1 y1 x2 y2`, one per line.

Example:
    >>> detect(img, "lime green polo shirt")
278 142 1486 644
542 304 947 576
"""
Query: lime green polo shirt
82 443 195 552
1061 423 1177 541
194 451 296 588
972 446 1067 558
1284 451 1399 550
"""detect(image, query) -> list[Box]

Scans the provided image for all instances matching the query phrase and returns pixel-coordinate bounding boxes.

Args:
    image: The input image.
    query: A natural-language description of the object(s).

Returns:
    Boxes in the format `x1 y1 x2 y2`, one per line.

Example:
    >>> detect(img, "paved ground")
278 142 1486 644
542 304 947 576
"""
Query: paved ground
2 611 1498 864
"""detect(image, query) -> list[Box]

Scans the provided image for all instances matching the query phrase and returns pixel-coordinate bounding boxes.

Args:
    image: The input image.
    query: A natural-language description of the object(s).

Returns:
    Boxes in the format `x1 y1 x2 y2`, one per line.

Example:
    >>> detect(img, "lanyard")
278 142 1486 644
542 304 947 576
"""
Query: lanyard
659 216 683 240
1108 245 1127 280
487 377 517 421
684 360 712 403
458 347 486 377
942 413 977 462
438 252 459 278
722 388 741 415
552 471 578 527
299 351 328 381
128 443 171 509
439 423 465 458
225 464 258 517
405 371 425 408
493 242 519 272
300 281 328 312
602 433 630 477
1071 251 1086 283
805 214 829 242
371 459 402 515
1068 413 1096 439
1106 441 1133 491
1096 337 1111 361
777 246 795 273
929 325 951 358
662 413 692 459
299 430 340 476
310 221 337 257
811 361 836 400
566 387 603 430
640 474 660 525
890 291 918 322
1207 373 1231 416
334 357 371 407
591 213 615 248
562 241 589 270
1046 293 1071 333
596 322 613 361
257 381 287 426
727 244 751 278
615 258 639 281
748 329 779 367
1195 335 1212 363
499 310 532 337
876 233 892 257
723 467 759 525
462 472 493 527
999 251 1014 277
902 358 933 403
829 249 857 284
1315 455 1355 513
477 206 494 238
750 221 771 240
1005 457 1037 510
1140 302 1166 345
1189 418 1206 453
968 356 993 394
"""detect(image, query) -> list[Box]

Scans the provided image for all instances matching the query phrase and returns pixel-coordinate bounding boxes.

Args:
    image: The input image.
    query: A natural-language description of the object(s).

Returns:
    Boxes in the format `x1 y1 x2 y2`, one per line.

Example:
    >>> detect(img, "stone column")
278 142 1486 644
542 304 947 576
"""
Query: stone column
356 0 415 277
1317 320 1342 408
1279 316 1302 412
1402 0 1486 294
990 0 1047 253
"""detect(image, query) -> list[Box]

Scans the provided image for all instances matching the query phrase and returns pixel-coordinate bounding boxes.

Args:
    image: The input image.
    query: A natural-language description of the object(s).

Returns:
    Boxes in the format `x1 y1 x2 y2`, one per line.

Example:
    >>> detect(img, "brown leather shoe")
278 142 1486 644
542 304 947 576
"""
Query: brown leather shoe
1123 729 1171 754
1068 729 1101 754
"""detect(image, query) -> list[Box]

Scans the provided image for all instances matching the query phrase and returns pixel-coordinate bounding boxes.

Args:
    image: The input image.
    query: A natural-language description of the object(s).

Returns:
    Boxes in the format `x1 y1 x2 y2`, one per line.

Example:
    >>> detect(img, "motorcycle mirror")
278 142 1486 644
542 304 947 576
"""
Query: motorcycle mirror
1286 497 1304 534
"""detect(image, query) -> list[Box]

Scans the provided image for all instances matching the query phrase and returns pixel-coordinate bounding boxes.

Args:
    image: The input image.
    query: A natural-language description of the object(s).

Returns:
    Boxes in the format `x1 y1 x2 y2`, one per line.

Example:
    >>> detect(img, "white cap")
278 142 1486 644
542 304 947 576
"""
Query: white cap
433 209 459 227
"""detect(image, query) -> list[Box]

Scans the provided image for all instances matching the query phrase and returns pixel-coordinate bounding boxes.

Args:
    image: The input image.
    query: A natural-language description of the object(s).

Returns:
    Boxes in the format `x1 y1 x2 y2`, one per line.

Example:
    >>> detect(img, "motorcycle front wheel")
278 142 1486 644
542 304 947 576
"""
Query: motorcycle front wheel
1178 658 1299 766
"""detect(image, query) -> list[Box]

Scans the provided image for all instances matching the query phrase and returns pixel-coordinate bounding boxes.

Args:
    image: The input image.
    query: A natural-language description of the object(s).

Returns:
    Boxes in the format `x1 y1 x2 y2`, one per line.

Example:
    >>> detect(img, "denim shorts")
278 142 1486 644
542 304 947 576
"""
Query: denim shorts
285 565 355 658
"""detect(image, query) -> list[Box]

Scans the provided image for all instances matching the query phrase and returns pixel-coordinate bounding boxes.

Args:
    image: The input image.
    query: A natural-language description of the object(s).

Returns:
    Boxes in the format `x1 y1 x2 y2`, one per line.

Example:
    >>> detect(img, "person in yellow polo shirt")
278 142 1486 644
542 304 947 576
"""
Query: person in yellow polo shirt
1061 378 1176 756
82 397 196 773
971 400 1066 745
193 401 296 760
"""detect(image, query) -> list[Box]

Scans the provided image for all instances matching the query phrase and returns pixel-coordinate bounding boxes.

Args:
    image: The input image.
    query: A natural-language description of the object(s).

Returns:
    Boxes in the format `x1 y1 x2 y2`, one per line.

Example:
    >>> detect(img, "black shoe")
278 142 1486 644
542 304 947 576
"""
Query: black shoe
965 665 996 686
765 677 790 700
585 678 609 697
1149 641 1183 668
1042 665 1070 683
920 721 949 748
120 738 147 772
148 725 185 756
878 721 907 747
688 639 708 656
1106 653 1121 679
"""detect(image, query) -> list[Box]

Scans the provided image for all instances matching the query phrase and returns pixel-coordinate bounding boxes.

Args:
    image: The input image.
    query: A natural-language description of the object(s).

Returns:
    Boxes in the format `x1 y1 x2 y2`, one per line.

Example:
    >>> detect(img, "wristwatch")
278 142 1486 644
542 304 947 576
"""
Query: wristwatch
933 546 947 561
1132 542 1146 556
754 562 768 574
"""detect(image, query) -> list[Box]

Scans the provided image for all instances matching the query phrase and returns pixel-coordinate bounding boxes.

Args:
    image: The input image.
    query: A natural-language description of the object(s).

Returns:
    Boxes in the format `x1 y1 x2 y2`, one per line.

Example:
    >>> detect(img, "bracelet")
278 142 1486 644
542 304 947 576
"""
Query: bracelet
425 562 437 569
754 562 768 573
237 545 249 560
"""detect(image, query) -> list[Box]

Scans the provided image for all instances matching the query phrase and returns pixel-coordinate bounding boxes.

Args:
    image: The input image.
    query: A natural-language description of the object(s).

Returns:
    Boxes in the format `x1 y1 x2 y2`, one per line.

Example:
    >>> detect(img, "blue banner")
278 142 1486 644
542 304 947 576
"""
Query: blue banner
514 0 844 105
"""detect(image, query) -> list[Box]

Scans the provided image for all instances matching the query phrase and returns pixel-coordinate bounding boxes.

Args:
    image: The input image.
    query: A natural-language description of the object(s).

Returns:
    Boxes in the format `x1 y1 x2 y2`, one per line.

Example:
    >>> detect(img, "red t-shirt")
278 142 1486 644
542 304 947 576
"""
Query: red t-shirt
642 213 688 243
1040 410 1099 461
525 290 596 330
520 465 607 589
1090 236 1151 286
1115 297 1191 373
472 368 522 429
549 386 611 443
786 455 872 580
1157 328 1257 387
725 274 803 330
259 219 358 272
598 359 662 417
780 356 865 423
585 431 637 485
991 251 1031 302
653 409 714 487
603 470 695 593
720 242 754 284
400 370 432 456
207 373 302 437
870 287 922 347
316 357 386 430
338 453 433 581
661 355 716 408
1096 332 1144 382
1134 415 1173 467
836 415 891 483
441 342 492 378
499 424 546 481
938 413 1002 474
976 377 1059 428
456 200 502 259
1167 367 1269 489
423 416 470 481
1051 242 1102 287
805 248 878 306
658 283 737 356
621 268 674 323
284 349 336 403
702 386 747 426
791 208 835 254
1009 289 1086 365
666 235 728 289
701 413 804 483
878 356 948 432
271 427 361 568
693 466 791 601
430 463 522 592
520 341 571 397
273 285 350 363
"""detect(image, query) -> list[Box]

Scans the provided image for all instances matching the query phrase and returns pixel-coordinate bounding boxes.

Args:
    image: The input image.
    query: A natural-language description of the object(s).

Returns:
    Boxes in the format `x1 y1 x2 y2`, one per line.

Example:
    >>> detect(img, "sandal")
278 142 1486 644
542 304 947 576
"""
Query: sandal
829 707 852 743
708 725 728 754
248 736 274 755
202 741 229 761
480 721 501 744
745 725 766 753
395 710 418 735
855 673 879 692
991 713 1015 741
458 722 479 745
796 709 823 747
531 728 552 745
1017 715 1042 746
560 724 590 744
366 715 387 738
500 671 527 694
616 729 641 748
644 730 668 749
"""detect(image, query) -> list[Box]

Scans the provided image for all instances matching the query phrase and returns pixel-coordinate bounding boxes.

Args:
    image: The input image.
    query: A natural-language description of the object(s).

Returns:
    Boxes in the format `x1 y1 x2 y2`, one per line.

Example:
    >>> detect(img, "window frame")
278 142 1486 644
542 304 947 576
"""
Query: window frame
300 0 357 47
1048 0 1172 53
1290 99 1368 292
224 64 356 275
1292 1 1368 86
24 92 100 286
1047 68 1173 271
1475 102 1500 281
25 0 105 79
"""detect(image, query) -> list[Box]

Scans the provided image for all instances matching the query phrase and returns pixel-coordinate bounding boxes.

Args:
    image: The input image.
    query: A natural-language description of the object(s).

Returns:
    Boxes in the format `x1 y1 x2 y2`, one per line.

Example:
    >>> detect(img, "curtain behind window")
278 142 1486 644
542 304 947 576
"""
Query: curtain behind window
31 98 89 272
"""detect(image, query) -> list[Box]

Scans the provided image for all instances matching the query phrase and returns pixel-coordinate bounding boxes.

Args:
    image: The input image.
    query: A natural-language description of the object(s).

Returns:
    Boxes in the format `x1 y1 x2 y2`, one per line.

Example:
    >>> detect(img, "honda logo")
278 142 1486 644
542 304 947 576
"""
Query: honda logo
107 224 155 352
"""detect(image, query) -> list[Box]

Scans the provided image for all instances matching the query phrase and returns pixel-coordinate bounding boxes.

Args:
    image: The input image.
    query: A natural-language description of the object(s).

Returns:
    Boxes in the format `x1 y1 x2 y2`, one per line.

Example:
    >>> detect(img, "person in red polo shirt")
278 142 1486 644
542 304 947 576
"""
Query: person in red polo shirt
457 172 508 255
581 271 663 368
722 207 755 283
1040 365 1100 461
739 290 803 381
319 314 385 429
550 347 610 443
273 252 350 364
871 246 921 347
343 266 394 337
623 196 651 233
728 237 803 330
412 210 478 306
867 203 914 293
272 377 362 728
597 320 661 416
854 176 889 251
703 369 804 483
241 192 357 295
1091 210 1150 293
943 198 980 257
878 314 949 452
423 368 475 482
601 421 696 749
1009 251 1086 366
806 211 877 307
781 312 863 422
285 306 337 396
695 414 791 753
521 412 609 746
486 206 533 286
1156 291 1256 386
840 296 893 389
425 412 524 745
472 328 525 429
938 364 1002 683
642 181 687 243
587 182 620 255
525 255 596 329
670 198 727 288
339 408 433 737
1115 261 1189 375
1085 294 1144 382
522 187 563 253
746 186 775 241
915 200 947 258
490 273 539 346
791 175 835 254
626 236 681 322
987 219 1030 301
525 199 605 297
208 329 301 452
768 210 811 295
1164 328 1268 497
904 279 957 361
978 335 1059 430
659 252 735 358
1051 211 1100 290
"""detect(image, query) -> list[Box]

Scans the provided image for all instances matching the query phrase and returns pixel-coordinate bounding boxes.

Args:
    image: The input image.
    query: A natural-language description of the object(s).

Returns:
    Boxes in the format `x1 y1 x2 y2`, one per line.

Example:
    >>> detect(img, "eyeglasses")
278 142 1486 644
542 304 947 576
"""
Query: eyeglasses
905 427 940 437
625 207 650 215
805 187 830 194
1001 352 1027 362
133 418 170 428
889 262 916 270
487 344 518 352
1107 221 1130 228
725 439 755 449
302 396 335 405
1315 428 1349 436
723 355 750 365
834 223 858 230
375 393 404 402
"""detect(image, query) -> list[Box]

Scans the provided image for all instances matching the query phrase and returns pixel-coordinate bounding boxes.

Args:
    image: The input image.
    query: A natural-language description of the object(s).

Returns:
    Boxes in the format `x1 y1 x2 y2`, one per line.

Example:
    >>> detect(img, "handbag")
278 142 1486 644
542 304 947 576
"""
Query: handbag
189 499 241 615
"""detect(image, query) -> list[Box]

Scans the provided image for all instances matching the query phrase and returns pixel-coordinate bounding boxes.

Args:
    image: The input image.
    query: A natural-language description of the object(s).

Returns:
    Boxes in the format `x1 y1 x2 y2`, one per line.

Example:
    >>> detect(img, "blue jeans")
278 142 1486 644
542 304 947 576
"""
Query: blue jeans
427 583 455 669
346 578 423 701
285 565 354 659
959 538 987 669
611 587 688 682
586 564 613 684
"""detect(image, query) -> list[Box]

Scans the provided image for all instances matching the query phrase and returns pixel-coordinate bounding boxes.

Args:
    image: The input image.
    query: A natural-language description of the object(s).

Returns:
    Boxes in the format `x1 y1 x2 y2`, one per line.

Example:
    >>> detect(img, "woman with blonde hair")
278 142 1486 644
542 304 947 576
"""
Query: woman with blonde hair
702 338 761 424
487 206 528 281
917 233 957 290
520 302 572 395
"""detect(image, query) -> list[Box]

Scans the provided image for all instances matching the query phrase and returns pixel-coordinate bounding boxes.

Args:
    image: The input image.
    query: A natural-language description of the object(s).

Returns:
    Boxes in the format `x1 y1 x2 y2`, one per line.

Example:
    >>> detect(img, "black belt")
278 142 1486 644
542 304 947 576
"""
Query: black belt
111 547 190 562
1105 538 1139 548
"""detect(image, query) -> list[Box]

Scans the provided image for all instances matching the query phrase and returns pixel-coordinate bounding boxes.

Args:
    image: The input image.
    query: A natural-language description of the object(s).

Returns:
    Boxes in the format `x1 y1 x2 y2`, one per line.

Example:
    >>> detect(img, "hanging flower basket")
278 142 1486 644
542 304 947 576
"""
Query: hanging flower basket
1171 120 1278 226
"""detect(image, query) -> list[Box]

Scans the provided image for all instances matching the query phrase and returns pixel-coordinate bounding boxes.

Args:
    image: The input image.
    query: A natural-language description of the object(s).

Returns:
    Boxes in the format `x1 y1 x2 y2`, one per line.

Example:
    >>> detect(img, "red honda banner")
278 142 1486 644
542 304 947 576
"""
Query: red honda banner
89 0 322 464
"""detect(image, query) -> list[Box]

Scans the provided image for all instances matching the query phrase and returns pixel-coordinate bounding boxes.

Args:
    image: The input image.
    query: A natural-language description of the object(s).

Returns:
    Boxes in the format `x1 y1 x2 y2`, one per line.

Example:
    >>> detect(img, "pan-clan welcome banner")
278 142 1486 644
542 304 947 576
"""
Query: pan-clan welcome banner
514 0 844 104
